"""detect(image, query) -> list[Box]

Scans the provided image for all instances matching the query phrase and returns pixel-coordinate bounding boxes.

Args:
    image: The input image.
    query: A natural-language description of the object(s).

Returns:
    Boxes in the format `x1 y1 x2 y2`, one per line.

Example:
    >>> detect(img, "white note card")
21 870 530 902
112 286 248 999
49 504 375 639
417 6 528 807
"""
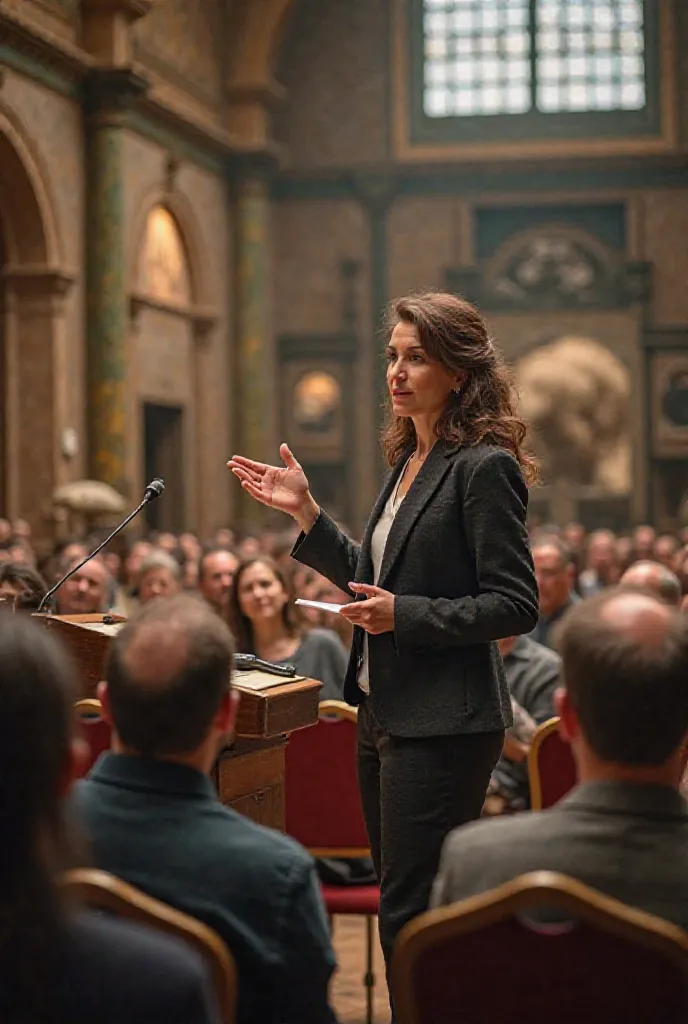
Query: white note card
295 598 344 615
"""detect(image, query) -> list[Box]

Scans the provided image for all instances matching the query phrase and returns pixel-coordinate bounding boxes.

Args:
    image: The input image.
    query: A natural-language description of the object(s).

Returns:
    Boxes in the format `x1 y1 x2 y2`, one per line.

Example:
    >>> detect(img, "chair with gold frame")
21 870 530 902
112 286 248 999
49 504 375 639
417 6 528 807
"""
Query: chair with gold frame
61 868 237 1024
391 870 688 1024
528 716 577 811
285 699 380 1024
73 697 111 777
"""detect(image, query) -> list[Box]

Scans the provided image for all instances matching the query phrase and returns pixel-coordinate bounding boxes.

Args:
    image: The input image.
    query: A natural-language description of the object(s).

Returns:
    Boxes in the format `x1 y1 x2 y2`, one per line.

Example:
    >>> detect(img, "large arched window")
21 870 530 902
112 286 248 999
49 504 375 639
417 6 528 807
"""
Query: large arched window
137 206 191 306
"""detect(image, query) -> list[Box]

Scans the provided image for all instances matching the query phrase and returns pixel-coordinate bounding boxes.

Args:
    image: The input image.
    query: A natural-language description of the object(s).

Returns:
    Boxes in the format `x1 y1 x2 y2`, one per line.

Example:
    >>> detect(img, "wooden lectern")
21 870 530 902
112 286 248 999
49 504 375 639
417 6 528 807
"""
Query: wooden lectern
37 614 321 831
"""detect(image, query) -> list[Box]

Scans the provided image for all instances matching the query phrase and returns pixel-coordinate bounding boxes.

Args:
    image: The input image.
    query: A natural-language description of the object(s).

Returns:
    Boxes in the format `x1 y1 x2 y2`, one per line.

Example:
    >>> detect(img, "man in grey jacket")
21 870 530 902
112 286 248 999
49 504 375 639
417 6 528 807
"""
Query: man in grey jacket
431 587 688 931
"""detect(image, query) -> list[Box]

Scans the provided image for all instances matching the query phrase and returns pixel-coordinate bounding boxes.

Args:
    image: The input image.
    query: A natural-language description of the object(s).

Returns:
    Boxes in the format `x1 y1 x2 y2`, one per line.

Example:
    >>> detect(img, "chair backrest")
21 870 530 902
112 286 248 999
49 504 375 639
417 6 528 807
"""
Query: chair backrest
391 871 688 1024
74 698 111 777
61 868 237 1024
285 700 369 855
528 716 577 810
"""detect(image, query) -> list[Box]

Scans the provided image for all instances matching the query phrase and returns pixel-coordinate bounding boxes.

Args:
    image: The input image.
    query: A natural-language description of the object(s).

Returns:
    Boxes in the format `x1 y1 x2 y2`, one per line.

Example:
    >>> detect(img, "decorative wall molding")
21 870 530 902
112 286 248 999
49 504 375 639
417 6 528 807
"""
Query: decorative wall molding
0 7 92 95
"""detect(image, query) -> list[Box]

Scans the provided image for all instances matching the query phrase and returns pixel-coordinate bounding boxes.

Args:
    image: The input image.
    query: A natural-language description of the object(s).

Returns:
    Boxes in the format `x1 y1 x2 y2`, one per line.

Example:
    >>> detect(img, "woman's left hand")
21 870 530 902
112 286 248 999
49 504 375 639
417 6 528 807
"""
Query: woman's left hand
340 583 395 635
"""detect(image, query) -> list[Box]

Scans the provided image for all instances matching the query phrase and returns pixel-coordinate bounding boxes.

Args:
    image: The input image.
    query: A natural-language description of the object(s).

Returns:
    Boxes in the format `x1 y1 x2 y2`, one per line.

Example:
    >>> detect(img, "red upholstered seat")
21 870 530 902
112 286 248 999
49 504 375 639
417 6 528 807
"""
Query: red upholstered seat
320 884 380 916
528 717 577 810
391 871 688 1024
285 701 369 851
285 701 380 1024
74 698 111 777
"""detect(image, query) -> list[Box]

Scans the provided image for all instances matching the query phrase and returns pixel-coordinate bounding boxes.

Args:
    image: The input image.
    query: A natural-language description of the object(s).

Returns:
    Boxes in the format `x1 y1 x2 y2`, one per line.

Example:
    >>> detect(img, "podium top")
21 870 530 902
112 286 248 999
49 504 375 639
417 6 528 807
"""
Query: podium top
33 611 320 737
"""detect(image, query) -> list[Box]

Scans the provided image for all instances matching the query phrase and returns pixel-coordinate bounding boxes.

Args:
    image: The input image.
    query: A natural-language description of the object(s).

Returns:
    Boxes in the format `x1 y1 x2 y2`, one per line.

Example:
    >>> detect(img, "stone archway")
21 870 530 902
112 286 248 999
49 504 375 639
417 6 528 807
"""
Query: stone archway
226 0 297 143
0 112 71 532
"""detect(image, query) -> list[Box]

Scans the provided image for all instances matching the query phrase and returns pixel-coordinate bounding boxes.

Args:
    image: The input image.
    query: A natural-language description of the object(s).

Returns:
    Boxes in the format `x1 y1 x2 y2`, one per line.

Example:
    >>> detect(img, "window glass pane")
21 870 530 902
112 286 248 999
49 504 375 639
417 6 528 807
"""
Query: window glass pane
422 0 532 118
422 0 647 120
535 0 646 113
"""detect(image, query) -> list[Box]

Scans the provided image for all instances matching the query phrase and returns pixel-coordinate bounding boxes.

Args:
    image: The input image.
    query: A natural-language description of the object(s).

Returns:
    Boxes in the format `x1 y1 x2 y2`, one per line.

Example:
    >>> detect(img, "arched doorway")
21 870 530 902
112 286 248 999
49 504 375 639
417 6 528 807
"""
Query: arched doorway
131 204 196 534
0 118 68 535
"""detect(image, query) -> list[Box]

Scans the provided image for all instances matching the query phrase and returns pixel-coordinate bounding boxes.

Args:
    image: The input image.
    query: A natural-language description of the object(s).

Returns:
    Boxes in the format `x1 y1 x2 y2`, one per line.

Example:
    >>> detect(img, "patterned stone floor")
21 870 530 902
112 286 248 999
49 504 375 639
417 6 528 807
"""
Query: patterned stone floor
330 916 389 1024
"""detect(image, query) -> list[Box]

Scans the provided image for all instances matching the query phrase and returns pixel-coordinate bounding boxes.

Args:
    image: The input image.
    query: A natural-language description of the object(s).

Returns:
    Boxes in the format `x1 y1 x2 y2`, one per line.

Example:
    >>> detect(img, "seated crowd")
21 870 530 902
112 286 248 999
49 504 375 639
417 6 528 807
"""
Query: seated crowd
2 513 688 1019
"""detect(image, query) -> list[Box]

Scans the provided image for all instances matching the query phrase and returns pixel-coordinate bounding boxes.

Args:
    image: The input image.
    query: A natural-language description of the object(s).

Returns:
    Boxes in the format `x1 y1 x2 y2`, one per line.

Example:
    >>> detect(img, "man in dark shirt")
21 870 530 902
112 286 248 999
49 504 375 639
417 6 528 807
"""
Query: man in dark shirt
530 536 578 648
72 594 336 1024
488 634 561 811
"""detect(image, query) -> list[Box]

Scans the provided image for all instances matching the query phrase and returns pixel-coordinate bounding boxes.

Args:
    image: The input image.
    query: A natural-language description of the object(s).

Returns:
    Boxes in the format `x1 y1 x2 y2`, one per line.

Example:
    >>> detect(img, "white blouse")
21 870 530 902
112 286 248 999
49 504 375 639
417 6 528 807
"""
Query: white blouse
357 461 409 694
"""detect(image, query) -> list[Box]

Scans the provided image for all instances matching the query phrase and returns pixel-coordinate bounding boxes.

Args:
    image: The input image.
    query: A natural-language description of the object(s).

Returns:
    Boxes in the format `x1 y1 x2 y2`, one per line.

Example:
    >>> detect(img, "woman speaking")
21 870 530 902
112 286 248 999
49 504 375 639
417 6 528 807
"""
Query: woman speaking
228 292 539 976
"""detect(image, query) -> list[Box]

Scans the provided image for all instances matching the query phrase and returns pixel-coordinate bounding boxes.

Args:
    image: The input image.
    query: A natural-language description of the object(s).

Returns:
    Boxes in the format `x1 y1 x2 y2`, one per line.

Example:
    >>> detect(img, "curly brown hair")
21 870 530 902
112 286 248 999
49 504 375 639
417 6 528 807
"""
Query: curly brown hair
381 292 539 485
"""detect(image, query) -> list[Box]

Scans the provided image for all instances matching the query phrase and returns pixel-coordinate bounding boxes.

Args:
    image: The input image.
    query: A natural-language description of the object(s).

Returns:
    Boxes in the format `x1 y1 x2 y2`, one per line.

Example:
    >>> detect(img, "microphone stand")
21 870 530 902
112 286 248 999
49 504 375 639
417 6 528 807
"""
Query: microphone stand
38 484 163 614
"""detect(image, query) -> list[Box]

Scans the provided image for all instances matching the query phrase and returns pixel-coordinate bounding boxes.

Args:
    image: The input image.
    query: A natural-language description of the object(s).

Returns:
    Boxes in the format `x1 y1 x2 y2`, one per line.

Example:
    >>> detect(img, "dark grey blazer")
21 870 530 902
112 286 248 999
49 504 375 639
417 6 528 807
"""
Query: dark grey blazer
292 441 538 737
430 781 688 932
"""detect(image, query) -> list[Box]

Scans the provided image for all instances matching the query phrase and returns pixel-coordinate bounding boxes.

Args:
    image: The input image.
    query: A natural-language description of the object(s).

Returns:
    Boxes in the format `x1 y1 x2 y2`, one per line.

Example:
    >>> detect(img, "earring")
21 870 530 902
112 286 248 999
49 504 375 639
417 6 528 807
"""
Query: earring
453 385 462 394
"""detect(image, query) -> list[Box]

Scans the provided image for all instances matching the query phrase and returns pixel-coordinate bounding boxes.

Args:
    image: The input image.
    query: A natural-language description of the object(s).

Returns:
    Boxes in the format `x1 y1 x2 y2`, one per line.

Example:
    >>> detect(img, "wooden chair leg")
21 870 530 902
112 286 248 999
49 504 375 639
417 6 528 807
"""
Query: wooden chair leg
364 914 375 1024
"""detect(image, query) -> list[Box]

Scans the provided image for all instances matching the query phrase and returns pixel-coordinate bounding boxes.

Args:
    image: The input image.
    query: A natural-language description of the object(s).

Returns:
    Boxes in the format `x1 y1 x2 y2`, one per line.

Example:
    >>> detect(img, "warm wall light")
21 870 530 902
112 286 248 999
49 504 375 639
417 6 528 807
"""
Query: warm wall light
138 206 191 305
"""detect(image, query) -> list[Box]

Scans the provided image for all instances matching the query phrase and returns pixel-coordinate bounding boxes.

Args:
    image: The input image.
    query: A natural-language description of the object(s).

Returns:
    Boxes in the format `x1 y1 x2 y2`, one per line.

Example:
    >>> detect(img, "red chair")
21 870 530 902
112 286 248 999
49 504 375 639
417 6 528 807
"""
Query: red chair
74 697 111 777
528 716 577 810
391 871 688 1024
285 700 380 1024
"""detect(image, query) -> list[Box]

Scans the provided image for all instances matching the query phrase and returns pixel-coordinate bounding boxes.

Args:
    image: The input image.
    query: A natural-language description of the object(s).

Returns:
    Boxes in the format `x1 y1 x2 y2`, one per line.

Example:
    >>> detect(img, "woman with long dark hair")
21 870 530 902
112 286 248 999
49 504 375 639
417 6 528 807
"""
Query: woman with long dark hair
0 613 219 1024
228 292 538 990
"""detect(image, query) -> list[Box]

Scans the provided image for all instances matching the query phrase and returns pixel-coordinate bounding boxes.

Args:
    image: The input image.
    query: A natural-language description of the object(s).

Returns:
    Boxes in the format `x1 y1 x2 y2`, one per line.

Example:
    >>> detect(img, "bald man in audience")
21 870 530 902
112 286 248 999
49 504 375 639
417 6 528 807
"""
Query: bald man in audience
620 559 682 607
431 588 688 930
73 595 336 1024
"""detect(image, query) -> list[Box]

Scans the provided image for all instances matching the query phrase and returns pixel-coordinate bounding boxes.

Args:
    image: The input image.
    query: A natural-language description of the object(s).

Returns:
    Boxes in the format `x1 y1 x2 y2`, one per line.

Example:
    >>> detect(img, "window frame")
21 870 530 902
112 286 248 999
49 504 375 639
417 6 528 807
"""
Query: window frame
410 0 661 146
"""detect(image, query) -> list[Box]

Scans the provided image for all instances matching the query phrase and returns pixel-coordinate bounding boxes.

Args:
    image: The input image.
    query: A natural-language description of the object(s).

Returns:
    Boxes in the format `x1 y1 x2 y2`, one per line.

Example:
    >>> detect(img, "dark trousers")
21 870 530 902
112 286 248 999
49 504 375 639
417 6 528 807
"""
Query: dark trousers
357 698 504 969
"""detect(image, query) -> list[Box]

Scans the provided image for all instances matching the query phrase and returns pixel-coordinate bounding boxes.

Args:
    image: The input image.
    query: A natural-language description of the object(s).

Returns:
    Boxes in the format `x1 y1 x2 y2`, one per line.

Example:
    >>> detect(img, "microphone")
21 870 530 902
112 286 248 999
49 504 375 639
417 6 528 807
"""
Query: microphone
144 477 165 502
37 478 165 614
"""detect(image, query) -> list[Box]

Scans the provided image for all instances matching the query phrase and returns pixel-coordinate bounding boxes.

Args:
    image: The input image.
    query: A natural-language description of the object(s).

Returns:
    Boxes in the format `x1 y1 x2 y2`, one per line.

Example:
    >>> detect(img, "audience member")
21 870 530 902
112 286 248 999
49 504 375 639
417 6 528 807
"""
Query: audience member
137 550 182 605
578 528 621 596
213 527 235 550
530 536 577 648
0 612 221 1024
654 533 680 570
198 548 239 620
487 634 561 812
54 556 110 615
620 559 682 607
632 524 656 562
229 557 347 702
73 595 336 1024
0 562 47 610
431 589 688 931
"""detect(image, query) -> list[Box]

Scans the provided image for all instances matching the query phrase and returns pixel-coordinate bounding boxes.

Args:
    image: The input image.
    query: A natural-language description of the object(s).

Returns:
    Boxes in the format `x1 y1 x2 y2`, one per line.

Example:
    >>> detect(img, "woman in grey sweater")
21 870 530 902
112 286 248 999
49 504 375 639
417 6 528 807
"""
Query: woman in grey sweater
228 556 347 702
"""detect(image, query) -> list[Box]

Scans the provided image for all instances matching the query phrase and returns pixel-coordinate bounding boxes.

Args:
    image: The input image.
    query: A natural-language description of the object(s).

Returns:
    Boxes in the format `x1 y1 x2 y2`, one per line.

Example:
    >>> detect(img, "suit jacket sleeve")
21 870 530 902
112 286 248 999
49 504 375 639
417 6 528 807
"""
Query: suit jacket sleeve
527 663 561 725
291 509 361 596
394 449 538 652
430 824 492 909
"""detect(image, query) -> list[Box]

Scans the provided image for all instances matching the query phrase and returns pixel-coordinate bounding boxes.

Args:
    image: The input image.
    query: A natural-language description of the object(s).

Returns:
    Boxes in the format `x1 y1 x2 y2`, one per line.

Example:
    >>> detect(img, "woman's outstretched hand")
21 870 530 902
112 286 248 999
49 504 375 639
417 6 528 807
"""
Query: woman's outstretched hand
227 444 320 533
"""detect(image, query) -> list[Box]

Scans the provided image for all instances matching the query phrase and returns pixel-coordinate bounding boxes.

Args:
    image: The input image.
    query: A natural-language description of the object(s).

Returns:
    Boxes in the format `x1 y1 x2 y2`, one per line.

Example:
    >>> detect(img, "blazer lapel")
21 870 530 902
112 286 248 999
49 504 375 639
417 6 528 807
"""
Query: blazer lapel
355 453 411 584
377 442 454 588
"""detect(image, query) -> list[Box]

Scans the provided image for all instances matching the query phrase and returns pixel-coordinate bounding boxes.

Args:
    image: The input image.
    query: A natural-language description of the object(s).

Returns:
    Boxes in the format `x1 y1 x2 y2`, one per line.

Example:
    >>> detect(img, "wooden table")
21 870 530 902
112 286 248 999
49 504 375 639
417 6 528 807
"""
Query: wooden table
37 614 321 831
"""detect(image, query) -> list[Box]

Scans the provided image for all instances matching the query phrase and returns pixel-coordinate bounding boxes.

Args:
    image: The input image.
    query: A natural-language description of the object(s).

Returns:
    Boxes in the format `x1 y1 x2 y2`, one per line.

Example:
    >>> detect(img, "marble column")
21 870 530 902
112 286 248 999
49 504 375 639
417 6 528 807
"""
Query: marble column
84 68 147 495
233 154 276 526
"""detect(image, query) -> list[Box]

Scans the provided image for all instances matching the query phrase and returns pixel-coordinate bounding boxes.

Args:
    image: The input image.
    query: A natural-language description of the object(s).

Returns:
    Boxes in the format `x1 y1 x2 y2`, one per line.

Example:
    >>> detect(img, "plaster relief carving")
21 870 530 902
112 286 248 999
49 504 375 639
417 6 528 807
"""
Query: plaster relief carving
515 336 630 492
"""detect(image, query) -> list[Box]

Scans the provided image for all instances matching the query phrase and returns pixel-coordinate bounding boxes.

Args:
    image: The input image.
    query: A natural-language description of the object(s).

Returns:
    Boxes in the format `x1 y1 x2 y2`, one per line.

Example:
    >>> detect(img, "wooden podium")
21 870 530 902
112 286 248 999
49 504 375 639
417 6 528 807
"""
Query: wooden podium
38 614 321 831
